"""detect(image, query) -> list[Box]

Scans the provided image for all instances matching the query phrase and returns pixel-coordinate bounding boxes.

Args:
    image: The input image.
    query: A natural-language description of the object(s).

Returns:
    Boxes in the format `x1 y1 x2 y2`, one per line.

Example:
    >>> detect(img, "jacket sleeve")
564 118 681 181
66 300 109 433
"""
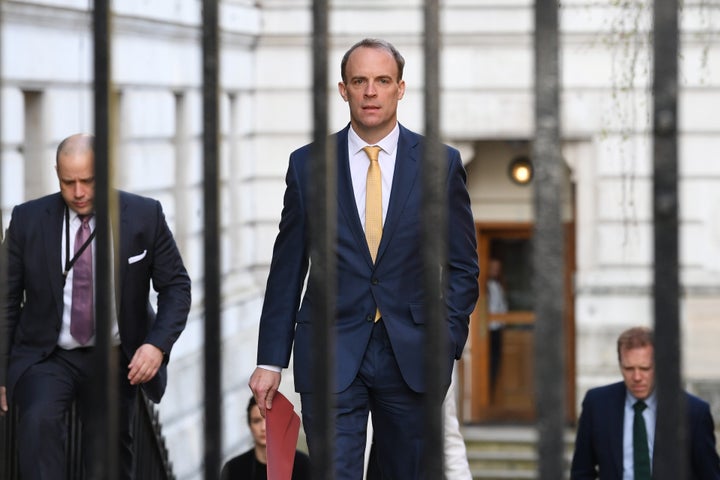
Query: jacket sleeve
570 393 600 479
688 396 720 479
256 155 310 367
145 199 192 358
445 148 480 359
0 205 26 386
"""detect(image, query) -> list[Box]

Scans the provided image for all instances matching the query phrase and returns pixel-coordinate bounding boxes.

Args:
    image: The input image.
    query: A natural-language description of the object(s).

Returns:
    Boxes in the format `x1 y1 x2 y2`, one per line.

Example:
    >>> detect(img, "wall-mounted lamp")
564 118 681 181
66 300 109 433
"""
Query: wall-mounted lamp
508 156 533 185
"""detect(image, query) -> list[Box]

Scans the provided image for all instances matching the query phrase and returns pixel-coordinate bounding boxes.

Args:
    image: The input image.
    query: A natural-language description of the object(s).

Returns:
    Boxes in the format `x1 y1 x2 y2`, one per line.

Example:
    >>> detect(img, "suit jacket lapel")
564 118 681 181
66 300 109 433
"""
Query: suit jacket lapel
117 193 129 311
375 125 420 264
335 128 374 266
610 383 626 478
43 194 66 321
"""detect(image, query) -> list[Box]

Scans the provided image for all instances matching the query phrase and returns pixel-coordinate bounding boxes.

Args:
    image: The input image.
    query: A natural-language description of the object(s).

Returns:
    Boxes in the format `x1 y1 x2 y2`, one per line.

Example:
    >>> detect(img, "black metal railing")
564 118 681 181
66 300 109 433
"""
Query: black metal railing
0 2 685 480
0 391 175 480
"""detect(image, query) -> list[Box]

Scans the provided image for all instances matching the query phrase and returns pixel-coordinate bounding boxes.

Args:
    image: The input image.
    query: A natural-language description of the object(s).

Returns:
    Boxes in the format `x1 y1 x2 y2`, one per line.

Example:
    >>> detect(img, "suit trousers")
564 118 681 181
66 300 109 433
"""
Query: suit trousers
301 320 427 480
13 346 138 480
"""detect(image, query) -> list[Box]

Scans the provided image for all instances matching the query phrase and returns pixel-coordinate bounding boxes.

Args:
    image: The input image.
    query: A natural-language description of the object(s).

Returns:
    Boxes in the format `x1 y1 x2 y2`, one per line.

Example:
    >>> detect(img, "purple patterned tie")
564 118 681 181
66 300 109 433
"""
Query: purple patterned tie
70 215 94 344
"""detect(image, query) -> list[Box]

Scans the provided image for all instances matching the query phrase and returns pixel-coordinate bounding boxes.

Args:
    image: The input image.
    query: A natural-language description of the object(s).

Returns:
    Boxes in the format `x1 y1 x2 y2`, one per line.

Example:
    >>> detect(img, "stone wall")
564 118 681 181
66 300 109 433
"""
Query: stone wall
3 1 720 478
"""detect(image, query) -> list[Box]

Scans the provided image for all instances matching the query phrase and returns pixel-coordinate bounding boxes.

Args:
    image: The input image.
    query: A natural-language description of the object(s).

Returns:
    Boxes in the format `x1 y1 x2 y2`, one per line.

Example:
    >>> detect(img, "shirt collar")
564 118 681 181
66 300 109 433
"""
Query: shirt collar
68 208 94 226
625 389 657 411
348 123 400 157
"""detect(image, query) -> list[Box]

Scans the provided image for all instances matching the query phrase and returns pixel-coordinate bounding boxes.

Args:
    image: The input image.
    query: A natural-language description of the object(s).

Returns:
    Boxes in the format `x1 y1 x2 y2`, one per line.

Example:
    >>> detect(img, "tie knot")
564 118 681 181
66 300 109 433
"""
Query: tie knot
363 145 382 163
78 214 92 226
634 400 647 413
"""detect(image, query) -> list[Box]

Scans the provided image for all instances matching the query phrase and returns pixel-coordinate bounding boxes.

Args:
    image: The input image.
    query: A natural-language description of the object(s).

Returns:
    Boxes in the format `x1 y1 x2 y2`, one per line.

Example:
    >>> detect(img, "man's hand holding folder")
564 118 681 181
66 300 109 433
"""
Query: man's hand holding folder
266 392 302 480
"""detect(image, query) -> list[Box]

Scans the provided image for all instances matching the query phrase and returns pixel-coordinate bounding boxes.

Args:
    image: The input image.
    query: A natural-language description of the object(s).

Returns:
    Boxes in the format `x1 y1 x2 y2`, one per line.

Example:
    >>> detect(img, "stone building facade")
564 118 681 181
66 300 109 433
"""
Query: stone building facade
2 1 719 478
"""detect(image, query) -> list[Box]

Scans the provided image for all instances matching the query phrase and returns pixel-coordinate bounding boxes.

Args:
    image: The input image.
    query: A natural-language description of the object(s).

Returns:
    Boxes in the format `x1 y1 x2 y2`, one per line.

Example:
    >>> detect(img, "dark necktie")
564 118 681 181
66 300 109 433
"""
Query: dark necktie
633 400 652 479
70 215 94 345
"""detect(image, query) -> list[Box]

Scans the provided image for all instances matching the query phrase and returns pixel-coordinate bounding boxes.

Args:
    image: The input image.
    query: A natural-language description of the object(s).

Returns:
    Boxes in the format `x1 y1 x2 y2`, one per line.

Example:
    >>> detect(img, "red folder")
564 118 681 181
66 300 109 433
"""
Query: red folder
266 391 302 480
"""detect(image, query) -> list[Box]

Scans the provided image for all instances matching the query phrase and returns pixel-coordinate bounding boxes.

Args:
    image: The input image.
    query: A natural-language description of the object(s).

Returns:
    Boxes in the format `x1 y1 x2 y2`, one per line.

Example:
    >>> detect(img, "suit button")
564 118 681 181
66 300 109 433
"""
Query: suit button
371 278 379 285
366 315 373 322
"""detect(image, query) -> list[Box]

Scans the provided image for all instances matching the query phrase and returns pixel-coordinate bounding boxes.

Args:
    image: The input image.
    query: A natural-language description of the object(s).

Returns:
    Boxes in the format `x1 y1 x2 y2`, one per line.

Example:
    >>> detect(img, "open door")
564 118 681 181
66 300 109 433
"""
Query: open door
464 222 575 423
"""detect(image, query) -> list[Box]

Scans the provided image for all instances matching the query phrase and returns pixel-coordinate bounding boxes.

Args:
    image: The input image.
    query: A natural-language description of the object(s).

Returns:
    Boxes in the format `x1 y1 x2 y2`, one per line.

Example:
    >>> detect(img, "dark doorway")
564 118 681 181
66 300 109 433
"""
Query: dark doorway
464 223 575 423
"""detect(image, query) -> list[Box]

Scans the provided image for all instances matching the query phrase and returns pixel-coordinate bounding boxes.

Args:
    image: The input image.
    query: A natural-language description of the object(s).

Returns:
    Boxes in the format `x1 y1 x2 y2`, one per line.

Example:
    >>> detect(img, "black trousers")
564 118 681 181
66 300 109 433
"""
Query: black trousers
13 347 138 480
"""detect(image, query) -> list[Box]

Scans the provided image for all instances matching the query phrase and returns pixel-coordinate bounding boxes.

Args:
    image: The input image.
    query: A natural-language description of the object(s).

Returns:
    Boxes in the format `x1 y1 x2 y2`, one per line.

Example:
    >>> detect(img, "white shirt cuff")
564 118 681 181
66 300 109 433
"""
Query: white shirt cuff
257 364 282 373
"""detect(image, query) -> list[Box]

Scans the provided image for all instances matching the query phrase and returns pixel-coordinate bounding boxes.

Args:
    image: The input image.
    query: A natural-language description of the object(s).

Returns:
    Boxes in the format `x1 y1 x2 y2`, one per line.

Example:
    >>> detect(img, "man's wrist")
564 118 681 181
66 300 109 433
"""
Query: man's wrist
257 364 281 373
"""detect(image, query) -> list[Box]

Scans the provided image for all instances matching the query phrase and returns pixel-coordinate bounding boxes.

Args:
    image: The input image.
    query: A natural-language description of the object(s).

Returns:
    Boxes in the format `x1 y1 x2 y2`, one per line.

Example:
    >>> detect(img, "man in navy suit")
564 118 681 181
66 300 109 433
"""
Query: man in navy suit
571 326 720 479
0 133 192 480
249 38 479 479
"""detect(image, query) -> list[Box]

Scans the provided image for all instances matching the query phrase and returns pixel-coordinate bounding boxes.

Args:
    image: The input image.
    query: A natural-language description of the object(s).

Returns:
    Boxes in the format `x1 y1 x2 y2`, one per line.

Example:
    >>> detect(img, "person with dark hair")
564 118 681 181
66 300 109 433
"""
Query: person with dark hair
571 326 720 479
221 396 311 480
249 38 479 479
0 133 191 480
486 257 507 392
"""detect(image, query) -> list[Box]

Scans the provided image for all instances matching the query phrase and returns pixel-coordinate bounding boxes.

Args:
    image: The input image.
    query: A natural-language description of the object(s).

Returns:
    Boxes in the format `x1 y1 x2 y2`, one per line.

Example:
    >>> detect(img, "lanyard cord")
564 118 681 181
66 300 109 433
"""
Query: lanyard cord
62 206 96 278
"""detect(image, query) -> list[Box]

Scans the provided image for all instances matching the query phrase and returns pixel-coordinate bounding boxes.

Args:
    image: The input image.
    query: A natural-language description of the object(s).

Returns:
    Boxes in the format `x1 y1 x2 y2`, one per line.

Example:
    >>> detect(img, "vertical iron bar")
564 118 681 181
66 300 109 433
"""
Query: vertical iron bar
309 1 335 479
0 0 3 242
93 1 119 479
202 1 221 479
0 1 8 476
423 1 446 478
652 1 684 479
533 1 566 479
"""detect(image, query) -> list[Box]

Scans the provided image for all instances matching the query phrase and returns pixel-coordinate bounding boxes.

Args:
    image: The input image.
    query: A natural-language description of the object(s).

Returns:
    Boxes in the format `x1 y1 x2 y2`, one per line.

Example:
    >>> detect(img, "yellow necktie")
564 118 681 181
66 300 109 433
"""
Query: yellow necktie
363 145 383 322
363 146 383 261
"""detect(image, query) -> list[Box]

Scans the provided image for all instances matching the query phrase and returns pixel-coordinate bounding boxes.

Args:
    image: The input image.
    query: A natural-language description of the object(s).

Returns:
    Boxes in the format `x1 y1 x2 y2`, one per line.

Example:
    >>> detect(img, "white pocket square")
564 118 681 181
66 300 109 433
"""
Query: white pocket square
128 250 147 264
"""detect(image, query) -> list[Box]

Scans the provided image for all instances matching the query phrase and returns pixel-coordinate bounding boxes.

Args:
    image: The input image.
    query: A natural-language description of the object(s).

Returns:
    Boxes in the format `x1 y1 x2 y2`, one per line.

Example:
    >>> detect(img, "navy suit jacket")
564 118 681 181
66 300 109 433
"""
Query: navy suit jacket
256 124 479 394
571 381 720 479
1 191 191 403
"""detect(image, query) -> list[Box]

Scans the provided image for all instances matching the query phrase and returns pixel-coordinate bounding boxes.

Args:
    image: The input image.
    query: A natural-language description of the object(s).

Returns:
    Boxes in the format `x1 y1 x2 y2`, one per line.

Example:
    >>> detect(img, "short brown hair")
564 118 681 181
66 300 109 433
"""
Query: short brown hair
340 38 405 83
616 326 654 362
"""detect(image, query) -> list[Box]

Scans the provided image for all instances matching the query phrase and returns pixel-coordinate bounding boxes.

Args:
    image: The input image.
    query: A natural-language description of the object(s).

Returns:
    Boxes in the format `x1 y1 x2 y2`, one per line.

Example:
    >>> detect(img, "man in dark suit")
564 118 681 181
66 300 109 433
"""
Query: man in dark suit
249 38 479 479
0 133 192 480
571 326 720 480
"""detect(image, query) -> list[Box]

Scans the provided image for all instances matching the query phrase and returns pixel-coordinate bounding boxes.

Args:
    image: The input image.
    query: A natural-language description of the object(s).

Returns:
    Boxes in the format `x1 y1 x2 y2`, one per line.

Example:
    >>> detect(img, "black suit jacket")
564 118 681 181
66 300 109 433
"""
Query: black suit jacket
571 381 720 479
1 191 191 403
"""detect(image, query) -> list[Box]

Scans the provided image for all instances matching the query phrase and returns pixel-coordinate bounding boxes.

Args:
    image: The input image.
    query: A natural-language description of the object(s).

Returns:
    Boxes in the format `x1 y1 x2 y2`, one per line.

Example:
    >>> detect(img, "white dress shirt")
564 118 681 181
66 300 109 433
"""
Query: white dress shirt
258 123 401 374
487 280 507 314
347 123 399 230
58 210 120 349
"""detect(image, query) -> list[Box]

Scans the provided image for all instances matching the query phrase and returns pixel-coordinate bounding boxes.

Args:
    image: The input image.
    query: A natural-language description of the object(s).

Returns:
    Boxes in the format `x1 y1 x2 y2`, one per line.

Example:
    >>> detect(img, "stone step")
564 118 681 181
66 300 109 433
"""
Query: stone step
469 469 536 480
461 425 574 480
468 449 537 470
462 424 720 480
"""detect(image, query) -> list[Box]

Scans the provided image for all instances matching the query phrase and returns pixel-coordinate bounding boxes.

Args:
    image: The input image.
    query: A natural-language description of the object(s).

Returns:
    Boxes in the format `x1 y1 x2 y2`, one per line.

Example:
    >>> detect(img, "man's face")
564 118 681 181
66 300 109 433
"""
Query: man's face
248 405 267 448
338 46 405 142
619 345 655 400
56 151 95 216
488 259 502 279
